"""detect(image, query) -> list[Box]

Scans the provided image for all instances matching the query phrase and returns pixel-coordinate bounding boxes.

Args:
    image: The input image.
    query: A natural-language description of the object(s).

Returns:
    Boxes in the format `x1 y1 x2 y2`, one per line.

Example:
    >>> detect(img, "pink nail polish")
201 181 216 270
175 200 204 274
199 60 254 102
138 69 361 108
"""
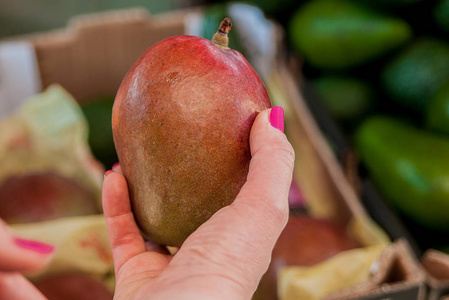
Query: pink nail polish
112 162 120 170
270 106 284 132
104 170 114 178
14 238 54 254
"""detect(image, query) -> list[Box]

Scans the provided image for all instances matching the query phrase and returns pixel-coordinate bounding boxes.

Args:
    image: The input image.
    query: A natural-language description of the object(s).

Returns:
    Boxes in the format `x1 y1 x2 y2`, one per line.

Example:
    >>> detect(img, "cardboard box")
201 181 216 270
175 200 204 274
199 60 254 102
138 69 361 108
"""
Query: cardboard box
270 62 426 299
0 7 428 299
422 250 449 300
327 240 426 300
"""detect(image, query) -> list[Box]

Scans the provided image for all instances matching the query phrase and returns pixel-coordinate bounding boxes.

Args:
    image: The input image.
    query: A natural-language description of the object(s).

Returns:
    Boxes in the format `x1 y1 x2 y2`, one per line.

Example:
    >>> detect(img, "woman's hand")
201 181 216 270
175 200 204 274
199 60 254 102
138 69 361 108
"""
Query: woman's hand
0 219 54 300
102 107 294 300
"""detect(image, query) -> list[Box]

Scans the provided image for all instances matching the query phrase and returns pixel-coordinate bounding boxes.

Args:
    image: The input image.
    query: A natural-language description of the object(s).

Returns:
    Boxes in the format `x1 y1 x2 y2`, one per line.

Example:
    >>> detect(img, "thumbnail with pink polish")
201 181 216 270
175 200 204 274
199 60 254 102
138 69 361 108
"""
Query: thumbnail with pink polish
270 106 284 132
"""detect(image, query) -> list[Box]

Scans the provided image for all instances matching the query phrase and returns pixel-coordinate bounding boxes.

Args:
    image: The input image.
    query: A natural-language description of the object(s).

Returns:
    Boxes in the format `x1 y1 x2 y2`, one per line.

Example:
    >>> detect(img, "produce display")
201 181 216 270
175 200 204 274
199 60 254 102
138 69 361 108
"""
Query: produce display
356 116 449 232
3 1 449 299
34 274 113 300
262 0 449 252
0 85 103 224
0 172 98 224
426 82 449 135
254 214 359 300
312 76 374 125
382 38 449 111
288 0 411 69
0 86 113 293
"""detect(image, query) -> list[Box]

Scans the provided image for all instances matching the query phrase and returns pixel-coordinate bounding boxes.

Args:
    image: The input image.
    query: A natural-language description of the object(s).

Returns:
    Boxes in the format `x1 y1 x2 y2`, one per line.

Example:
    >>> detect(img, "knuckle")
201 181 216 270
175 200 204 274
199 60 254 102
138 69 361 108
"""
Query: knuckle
245 192 288 227
111 231 137 249
278 141 295 169
265 196 289 226
257 139 295 169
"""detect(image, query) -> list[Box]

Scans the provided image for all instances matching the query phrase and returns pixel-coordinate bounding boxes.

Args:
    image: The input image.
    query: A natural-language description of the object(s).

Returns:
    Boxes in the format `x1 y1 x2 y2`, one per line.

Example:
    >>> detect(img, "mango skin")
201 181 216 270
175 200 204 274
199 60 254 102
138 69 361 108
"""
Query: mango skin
112 35 271 247
0 172 98 224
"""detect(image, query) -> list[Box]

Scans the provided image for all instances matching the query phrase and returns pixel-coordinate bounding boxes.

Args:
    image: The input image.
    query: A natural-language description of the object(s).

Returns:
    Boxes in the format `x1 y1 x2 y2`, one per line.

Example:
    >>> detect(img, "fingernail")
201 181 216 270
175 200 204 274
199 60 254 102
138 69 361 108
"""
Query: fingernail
270 106 284 132
112 162 120 171
14 238 54 254
104 170 114 178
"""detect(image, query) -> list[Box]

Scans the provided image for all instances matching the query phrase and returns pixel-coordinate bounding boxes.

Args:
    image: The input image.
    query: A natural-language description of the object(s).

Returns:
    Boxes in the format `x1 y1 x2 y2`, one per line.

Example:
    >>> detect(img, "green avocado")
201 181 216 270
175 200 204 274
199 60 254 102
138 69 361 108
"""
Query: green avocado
81 97 117 169
426 83 449 135
313 76 373 124
235 0 297 15
362 0 422 6
435 0 449 32
382 38 449 111
355 116 449 231
288 0 412 69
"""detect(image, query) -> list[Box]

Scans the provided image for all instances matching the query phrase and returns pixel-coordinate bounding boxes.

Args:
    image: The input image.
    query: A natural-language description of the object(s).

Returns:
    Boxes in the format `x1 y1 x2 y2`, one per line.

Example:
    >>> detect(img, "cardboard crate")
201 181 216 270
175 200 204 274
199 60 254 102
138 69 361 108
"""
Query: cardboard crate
0 7 429 300
421 250 449 300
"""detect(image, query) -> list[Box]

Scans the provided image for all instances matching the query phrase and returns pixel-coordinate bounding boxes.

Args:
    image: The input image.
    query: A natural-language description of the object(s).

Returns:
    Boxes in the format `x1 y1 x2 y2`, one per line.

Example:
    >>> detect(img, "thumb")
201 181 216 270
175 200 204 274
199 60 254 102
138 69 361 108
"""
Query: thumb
175 107 295 296
236 105 293 228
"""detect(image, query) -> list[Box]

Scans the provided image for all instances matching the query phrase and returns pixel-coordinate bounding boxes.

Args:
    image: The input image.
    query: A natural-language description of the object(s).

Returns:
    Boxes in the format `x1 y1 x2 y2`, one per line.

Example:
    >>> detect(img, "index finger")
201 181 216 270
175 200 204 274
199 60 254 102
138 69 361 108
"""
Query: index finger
102 170 146 276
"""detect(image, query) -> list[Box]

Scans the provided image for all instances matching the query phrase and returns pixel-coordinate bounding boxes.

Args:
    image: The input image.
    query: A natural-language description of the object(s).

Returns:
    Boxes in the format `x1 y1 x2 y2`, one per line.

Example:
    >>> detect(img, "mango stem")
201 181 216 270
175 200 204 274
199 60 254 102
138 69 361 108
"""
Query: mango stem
212 18 232 49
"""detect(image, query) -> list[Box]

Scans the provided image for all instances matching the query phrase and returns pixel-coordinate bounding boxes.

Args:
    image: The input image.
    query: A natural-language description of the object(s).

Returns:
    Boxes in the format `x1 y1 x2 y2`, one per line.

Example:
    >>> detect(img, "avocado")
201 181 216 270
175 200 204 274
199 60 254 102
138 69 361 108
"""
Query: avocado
236 0 297 15
363 0 422 6
426 82 449 135
313 76 374 124
435 0 449 32
81 97 117 169
288 0 412 69
382 38 449 111
355 116 449 231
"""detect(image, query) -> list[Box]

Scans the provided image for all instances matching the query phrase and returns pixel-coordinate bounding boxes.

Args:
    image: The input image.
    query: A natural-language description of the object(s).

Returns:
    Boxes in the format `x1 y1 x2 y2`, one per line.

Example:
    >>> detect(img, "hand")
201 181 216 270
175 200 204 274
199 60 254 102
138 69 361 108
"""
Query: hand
102 107 295 300
0 219 54 300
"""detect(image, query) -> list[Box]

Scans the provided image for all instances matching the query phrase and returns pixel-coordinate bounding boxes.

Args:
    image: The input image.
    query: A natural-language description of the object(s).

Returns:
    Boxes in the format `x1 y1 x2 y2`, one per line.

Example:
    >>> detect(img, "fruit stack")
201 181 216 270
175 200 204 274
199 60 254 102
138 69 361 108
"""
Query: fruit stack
247 0 449 256
0 85 114 299
210 0 449 297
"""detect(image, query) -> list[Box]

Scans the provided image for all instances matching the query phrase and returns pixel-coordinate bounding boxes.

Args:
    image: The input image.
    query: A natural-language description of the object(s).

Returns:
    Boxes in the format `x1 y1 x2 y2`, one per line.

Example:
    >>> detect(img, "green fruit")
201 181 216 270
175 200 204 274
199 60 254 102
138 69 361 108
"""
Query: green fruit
361 0 422 7
435 0 449 32
81 97 117 169
355 116 449 231
238 0 297 15
382 38 449 111
426 83 449 135
288 0 412 69
313 76 373 123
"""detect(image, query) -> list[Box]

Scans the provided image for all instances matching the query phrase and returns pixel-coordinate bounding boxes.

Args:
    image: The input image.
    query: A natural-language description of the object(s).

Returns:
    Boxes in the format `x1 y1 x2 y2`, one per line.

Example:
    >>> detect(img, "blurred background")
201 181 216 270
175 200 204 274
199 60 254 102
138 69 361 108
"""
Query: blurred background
0 0 184 38
2 0 449 299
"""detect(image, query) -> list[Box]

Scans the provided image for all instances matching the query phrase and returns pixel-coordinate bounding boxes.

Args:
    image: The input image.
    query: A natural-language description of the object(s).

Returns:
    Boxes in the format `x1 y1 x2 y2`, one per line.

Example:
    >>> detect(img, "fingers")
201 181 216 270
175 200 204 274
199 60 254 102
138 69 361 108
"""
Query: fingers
176 107 294 294
0 220 54 272
0 273 47 300
112 162 122 173
102 169 146 276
